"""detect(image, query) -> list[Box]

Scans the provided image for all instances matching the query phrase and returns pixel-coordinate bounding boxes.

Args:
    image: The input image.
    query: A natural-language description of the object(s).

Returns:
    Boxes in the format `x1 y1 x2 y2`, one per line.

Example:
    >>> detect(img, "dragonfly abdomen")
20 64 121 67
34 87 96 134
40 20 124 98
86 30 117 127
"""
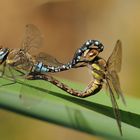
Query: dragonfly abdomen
82 80 103 97
27 73 102 98
33 62 72 73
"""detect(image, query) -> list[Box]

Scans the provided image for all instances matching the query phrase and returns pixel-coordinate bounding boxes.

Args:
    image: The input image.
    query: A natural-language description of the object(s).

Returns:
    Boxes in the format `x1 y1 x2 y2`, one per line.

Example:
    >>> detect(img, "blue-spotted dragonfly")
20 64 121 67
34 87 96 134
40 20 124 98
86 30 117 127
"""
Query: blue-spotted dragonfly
27 40 125 135
0 24 104 81
0 24 104 105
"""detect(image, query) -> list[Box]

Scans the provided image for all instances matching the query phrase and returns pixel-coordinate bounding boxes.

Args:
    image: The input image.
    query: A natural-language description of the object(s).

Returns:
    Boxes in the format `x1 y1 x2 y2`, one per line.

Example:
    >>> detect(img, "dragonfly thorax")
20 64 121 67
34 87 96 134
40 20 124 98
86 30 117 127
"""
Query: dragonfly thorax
90 57 106 82
6 49 34 71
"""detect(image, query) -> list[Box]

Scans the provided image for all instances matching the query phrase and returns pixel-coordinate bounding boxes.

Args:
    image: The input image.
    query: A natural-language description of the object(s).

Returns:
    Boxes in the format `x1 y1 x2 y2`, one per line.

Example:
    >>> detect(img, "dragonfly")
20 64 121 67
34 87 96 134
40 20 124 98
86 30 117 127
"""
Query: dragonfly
0 24 104 83
27 40 125 135
0 24 104 107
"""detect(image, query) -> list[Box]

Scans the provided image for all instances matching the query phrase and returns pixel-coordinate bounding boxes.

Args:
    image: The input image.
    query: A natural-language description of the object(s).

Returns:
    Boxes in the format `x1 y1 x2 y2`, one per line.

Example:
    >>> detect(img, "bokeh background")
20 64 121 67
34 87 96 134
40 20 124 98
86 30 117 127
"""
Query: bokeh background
0 0 140 140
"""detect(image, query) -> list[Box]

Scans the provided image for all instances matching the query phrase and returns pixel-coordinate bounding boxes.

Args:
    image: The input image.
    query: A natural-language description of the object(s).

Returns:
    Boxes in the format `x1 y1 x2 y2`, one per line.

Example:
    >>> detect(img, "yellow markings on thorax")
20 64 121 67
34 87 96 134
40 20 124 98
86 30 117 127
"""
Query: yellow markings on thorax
91 63 102 79
92 63 101 70
92 71 103 80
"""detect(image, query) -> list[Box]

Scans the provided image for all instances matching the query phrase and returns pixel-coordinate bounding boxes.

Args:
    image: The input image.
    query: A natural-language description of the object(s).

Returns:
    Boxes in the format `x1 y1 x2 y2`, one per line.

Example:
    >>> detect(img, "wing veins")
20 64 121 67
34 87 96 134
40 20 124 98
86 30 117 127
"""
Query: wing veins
106 78 122 135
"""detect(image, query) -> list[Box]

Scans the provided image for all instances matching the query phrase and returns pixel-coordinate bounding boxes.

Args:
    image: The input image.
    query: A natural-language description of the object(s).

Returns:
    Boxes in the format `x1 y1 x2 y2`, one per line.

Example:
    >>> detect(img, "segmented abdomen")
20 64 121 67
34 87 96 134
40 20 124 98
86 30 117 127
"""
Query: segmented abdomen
33 61 72 73
27 73 102 98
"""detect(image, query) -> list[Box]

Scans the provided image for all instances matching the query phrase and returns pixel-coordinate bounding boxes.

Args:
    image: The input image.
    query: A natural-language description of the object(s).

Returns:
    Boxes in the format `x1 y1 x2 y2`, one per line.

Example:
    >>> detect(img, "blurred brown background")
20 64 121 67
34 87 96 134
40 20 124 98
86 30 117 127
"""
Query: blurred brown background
0 0 140 140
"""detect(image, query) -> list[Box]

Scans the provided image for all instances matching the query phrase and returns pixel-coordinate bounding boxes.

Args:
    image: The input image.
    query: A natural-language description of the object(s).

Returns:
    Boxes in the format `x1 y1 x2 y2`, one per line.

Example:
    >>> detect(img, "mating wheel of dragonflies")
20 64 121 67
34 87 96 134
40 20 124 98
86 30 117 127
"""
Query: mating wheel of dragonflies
27 40 125 135
0 24 125 135
0 24 104 105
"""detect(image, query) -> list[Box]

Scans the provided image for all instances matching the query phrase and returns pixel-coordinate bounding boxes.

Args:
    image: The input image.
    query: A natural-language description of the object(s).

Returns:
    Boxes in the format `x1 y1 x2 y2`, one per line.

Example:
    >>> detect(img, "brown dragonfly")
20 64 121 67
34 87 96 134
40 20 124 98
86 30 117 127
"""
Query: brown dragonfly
27 40 125 135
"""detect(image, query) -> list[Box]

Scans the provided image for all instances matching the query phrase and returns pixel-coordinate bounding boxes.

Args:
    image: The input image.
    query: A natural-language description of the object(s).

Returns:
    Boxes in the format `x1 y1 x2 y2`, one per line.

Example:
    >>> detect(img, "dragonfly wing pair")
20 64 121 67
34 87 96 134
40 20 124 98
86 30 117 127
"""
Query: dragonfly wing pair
19 24 66 107
106 40 125 135
21 24 43 53
106 40 125 103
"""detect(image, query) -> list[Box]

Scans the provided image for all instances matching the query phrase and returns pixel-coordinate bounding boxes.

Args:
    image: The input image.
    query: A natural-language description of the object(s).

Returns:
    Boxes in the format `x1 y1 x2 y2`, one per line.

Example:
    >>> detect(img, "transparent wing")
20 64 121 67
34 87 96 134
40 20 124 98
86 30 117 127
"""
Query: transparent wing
0 63 48 108
35 52 88 68
35 52 64 66
106 77 122 135
106 40 125 104
21 24 43 53
110 71 126 104
107 40 122 73
21 24 68 67
0 64 22 86
19 52 61 107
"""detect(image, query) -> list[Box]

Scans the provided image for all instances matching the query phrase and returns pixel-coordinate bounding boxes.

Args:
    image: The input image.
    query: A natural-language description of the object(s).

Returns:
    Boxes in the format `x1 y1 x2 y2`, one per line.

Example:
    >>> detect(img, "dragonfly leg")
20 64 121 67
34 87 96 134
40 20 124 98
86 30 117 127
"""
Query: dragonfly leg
13 68 25 76
7 66 17 82
0 61 6 77
0 66 17 87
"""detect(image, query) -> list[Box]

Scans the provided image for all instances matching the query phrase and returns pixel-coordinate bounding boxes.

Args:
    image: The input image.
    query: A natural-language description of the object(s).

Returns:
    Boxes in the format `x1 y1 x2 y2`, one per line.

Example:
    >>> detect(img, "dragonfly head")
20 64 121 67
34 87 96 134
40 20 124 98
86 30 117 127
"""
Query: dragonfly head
72 40 104 66
0 47 9 64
